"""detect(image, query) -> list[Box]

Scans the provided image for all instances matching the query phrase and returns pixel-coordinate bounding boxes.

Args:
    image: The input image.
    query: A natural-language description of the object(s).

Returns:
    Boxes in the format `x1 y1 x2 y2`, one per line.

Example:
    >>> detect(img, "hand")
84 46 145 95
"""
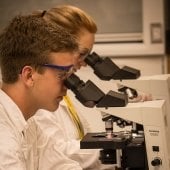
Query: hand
128 92 152 102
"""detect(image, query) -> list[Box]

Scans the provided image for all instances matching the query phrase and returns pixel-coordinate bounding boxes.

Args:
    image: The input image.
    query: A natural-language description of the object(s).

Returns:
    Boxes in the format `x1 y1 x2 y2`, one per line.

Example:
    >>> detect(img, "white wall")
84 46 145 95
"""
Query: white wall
110 55 167 76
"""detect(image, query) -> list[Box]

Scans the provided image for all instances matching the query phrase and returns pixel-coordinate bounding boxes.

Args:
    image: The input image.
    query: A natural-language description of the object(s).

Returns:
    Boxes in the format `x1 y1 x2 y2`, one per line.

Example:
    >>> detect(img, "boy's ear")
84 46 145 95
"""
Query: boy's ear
20 66 34 86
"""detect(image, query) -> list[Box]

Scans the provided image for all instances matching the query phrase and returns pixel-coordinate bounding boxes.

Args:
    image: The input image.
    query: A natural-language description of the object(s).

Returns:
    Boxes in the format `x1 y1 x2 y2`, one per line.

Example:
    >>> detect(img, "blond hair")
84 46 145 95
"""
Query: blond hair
34 5 97 36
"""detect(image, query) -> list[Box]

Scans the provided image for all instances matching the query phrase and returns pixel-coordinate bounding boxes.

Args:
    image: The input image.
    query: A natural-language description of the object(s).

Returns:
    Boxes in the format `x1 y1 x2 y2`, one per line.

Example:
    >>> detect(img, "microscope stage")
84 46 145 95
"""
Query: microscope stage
80 132 128 149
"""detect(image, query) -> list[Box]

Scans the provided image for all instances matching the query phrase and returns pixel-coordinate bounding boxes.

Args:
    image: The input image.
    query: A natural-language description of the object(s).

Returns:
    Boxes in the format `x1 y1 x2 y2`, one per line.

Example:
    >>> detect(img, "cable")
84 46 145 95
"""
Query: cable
63 95 84 139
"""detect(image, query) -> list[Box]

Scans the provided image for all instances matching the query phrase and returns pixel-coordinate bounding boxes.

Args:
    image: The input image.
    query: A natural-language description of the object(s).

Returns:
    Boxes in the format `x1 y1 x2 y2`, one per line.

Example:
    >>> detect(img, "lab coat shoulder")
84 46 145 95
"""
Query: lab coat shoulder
56 101 91 135
0 106 26 170
32 113 83 170
34 109 99 169
34 109 66 139
34 108 114 170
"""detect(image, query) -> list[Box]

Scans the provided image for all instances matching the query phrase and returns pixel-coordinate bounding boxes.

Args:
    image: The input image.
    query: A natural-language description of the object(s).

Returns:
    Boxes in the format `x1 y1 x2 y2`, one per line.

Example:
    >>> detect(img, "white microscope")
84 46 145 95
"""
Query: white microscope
79 74 170 170
114 74 170 169
65 52 170 169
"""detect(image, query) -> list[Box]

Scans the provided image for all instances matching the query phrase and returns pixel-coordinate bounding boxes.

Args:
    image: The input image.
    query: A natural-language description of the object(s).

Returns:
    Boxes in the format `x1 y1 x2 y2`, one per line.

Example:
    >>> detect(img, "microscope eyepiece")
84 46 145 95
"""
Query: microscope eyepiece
84 52 103 67
85 52 119 80
64 73 84 92
64 73 128 108
84 52 141 80
64 73 105 107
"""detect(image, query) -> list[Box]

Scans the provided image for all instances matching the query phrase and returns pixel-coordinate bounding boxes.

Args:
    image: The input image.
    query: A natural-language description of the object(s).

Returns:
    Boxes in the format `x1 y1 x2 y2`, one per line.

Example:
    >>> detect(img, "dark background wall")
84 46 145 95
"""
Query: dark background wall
0 0 169 52
0 0 142 34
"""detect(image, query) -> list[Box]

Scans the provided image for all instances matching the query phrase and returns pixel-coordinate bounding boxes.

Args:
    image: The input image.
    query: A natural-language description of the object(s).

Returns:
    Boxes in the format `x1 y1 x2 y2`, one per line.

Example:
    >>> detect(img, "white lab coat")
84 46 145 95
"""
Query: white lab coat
0 89 82 170
0 89 27 170
27 117 82 170
34 99 115 170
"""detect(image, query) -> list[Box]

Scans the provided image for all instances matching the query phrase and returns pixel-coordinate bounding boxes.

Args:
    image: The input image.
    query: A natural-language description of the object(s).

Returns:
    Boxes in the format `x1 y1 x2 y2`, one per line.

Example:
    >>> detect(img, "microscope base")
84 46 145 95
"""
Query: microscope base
80 132 148 169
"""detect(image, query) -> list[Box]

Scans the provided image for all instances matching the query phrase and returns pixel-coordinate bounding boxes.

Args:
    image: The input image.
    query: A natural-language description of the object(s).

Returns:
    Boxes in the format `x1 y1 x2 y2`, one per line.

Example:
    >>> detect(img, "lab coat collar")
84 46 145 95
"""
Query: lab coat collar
0 89 27 134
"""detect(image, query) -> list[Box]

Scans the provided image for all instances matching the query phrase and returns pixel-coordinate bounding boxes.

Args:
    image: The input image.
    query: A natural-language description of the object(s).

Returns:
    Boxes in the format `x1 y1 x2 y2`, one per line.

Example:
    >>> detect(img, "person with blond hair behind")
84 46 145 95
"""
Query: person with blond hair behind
34 5 115 170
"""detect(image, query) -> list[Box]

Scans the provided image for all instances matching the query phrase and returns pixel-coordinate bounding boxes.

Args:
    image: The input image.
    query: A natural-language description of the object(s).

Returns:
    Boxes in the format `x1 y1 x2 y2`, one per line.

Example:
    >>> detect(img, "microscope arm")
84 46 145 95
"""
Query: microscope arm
97 100 165 126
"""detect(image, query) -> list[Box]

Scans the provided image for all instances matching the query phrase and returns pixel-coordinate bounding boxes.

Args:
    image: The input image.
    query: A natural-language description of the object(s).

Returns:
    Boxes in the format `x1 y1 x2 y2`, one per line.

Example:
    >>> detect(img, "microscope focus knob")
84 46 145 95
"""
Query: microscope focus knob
151 158 162 166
